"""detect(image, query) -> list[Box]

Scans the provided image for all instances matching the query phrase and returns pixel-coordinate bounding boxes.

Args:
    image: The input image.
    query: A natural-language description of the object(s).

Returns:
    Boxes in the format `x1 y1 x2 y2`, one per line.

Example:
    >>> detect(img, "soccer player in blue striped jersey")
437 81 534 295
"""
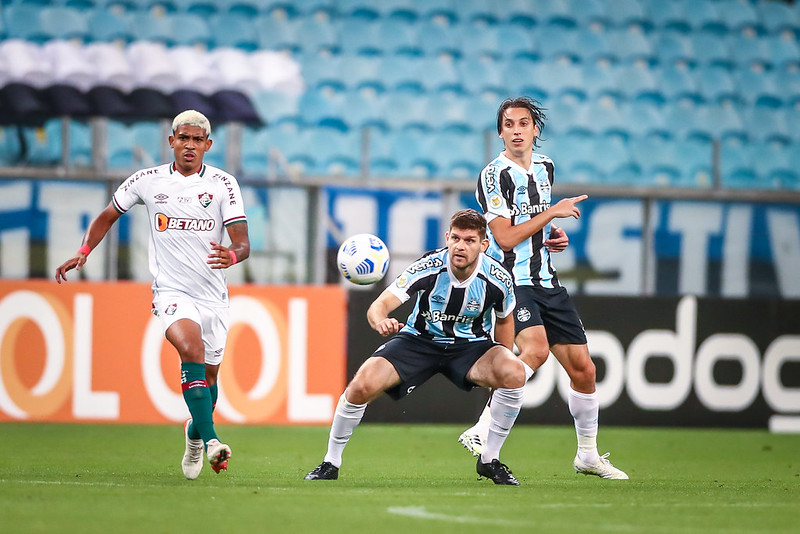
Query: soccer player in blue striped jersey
461 97 628 480
305 209 526 485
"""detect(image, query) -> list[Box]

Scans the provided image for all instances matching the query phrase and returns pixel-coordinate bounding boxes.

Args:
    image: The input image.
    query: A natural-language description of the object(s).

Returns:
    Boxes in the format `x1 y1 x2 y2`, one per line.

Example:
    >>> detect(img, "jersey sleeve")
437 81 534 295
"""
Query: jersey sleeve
111 171 145 213
495 283 516 319
476 162 511 223
218 172 247 226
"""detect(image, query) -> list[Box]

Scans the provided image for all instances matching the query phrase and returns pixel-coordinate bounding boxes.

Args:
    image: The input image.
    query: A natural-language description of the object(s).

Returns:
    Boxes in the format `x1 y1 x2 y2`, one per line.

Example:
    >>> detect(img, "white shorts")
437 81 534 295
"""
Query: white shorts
151 292 229 366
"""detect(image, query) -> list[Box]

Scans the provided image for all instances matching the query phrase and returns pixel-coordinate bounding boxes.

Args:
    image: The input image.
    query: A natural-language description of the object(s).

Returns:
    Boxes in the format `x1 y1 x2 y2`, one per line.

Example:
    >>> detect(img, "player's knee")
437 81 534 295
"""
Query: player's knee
570 358 596 388
498 360 526 389
344 380 373 405
518 342 549 370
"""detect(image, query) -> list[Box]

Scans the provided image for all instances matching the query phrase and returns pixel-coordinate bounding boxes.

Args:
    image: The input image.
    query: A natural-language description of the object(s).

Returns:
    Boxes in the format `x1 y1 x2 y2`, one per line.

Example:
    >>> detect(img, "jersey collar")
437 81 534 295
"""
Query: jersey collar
170 162 207 177
446 251 483 287
498 151 534 174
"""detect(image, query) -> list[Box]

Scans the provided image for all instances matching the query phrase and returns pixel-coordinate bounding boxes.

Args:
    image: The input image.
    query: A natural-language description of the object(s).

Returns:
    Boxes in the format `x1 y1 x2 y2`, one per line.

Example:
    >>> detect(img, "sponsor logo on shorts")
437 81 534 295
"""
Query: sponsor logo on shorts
516 307 531 322
406 386 416 394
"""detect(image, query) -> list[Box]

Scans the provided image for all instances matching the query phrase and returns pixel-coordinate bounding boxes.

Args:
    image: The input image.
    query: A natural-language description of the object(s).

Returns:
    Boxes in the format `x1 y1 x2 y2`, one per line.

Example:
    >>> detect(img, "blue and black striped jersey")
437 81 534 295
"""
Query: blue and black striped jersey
475 152 560 289
387 247 515 344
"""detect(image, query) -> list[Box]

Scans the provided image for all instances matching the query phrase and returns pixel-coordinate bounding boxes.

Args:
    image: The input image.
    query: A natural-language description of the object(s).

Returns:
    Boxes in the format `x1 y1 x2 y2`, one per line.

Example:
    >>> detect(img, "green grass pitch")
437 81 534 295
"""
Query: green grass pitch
1 423 797 533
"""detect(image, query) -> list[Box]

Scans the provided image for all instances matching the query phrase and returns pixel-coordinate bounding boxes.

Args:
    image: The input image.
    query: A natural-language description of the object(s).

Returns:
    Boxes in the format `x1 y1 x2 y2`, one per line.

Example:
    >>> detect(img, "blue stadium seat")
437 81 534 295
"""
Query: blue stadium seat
342 89 389 131
67 119 93 167
535 0 577 29
566 0 610 28
0 126 22 165
337 18 382 56
581 62 624 103
744 107 791 145
614 62 663 103
334 0 380 20
653 30 694 67
556 133 602 184
607 26 656 64
256 15 301 54
572 27 615 65
703 103 749 143
429 131 485 179
209 12 259 51
367 129 400 177
3 4 48 43
87 8 132 43
464 93 501 133
185 0 220 17
389 129 436 178
130 121 165 167
644 0 691 33
309 128 361 177
105 120 137 170
777 70 800 109
294 17 339 56
457 57 506 95
762 34 800 70
715 0 761 35
604 0 650 30
302 54 348 92
292 0 338 19
252 90 300 127
662 100 713 142
220 0 262 18
575 99 629 141
687 32 732 69
19 120 63 166
754 141 798 189
240 126 272 176
657 64 703 103
128 12 174 45
719 140 771 190
619 100 668 139
733 68 783 109
535 25 579 62
377 56 426 94
377 19 422 57
495 23 538 60
672 137 713 188
547 60 588 102
630 135 682 186
726 34 770 70
458 22 503 60
298 88 347 131
459 0 500 25
504 58 549 101
503 0 538 26
380 0 420 23
695 65 741 105
423 93 471 133
382 91 430 132
681 0 726 35
168 13 212 48
756 0 800 35
337 55 384 92
417 19 462 58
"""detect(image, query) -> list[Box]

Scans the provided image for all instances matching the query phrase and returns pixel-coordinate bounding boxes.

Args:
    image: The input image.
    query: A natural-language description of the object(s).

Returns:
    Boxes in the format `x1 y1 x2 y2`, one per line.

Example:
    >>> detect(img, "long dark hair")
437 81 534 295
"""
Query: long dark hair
496 96 547 148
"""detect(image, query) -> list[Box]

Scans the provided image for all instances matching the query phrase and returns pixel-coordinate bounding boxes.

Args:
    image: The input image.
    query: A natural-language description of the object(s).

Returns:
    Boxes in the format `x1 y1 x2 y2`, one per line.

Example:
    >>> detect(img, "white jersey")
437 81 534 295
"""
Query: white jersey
112 162 247 306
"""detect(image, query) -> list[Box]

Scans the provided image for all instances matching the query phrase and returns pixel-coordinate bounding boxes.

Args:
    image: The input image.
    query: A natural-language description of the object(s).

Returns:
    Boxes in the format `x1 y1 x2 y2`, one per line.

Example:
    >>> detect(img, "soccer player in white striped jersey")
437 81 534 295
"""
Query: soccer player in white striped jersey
461 97 628 480
55 110 250 479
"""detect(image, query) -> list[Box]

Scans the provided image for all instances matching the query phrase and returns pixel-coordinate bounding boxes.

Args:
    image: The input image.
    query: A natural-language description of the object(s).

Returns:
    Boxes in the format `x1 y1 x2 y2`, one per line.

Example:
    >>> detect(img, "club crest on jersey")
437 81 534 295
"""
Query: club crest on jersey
516 307 531 322
466 298 480 312
198 192 213 208
165 303 177 315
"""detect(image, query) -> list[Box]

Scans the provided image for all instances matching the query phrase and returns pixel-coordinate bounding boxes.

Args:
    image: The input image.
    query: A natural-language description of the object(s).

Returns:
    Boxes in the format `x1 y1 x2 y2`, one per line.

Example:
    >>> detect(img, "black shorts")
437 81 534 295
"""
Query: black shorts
512 285 587 345
373 333 499 400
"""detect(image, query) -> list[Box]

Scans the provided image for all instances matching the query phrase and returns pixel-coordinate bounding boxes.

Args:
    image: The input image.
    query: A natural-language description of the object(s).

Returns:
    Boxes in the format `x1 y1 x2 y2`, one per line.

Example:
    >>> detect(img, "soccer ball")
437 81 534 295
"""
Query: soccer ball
337 233 390 285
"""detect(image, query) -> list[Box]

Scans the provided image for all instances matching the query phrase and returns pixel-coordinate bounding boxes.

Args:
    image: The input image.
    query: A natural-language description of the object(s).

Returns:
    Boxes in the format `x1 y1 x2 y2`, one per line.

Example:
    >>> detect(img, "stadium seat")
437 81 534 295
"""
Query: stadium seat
0 125 22 165
127 12 175 46
86 8 132 44
417 19 462 59
715 0 761 35
208 12 259 51
546 60 587 103
168 46 218 89
629 135 683 187
207 48 260 95
688 32 733 69
429 130 485 179
535 25 579 63
762 34 800 70
719 140 772 190
240 126 271 177
382 91 430 132
42 40 98 91
341 88 389 131
308 127 361 176
556 133 602 184
459 0 500 25
619 100 668 139
535 0 577 29
458 22 502 60
256 15 301 54
726 34 770 70
39 6 91 43
377 19 422 57
252 90 300 128
754 140 798 190
566 0 610 28
130 120 165 167
661 100 712 142
672 137 713 188
733 68 783 109
652 30 694 67
202 122 227 168
681 0 726 35
419 55 463 94
367 129 400 177
20 119 63 165
701 103 748 143
581 61 624 103
607 26 656 64
377 56 426 94
297 87 347 131
380 0 420 23
337 18 383 56
336 0 381 20
572 27 615 65
457 57 506 95
614 62 662 103
420 0 459 25
41 84 94 118
695 65 741 105
464 93 501 133
0 83 52 125
294 17 339 56
503 0 538 26
423 92 471 133
656 64 703 103
212 89 261 125
644 0 691 33
743 106 791 145
337 55 383 93
390 129 437 178
756 0 800 35
2 4 48 43
84 42 135 93
302 54 347 92
504 57 549 102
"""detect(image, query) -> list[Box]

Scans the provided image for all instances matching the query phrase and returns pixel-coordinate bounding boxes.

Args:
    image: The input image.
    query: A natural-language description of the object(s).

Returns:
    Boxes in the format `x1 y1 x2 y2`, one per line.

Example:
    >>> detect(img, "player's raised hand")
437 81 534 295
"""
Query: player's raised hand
550 195 588 219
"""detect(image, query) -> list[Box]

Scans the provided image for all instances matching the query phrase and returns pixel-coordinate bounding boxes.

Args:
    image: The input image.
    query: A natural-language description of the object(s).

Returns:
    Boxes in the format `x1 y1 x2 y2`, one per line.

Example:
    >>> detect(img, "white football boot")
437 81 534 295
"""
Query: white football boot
574 452 629 480
181 419 204 480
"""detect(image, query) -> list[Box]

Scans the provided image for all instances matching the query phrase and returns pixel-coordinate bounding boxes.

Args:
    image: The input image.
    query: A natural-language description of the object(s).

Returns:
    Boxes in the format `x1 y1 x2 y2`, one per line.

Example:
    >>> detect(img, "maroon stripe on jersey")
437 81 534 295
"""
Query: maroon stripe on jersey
111 194 127 214
224 216 247 226
181 379 209 391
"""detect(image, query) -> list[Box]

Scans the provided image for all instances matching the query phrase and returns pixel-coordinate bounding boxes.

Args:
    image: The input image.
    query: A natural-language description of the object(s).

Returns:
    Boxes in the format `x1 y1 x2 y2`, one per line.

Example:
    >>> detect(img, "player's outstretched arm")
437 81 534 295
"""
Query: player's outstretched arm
208 221 250 269
55 203 121 283
490 194 587 251
367 289 404 336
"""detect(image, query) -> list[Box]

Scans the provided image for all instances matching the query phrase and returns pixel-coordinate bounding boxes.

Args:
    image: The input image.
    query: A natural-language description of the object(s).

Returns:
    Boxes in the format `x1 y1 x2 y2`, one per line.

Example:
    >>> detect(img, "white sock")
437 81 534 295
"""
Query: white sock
522 362 535 382
323 393 367 468
568 387 600 464
480 386 524 463
474 363 531 431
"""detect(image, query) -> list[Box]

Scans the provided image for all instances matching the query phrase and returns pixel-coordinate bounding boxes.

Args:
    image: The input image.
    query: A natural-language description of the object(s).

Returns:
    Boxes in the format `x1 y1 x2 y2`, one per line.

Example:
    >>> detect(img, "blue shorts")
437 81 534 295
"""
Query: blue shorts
372 333 498 400
512 286 587 345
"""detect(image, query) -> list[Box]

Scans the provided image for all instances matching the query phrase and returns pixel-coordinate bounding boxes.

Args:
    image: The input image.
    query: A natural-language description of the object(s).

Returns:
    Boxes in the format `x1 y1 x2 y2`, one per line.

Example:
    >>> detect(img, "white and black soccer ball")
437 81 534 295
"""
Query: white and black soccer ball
336 233 390 285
